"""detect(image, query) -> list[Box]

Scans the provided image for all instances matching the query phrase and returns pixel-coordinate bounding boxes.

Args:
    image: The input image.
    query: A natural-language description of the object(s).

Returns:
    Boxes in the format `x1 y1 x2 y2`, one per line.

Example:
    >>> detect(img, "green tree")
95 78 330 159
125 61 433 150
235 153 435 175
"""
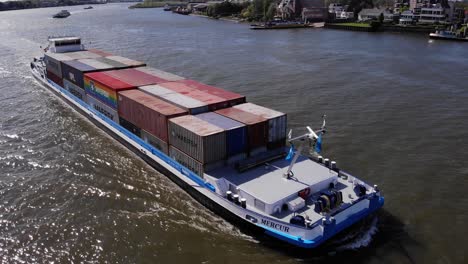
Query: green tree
241 0 277 21
265 3 277 21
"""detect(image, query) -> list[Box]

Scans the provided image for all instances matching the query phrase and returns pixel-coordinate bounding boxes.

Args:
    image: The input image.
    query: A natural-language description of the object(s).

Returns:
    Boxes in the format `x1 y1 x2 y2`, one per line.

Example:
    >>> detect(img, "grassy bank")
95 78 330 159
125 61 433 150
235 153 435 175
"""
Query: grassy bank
330 22 371 28
129 1 186 9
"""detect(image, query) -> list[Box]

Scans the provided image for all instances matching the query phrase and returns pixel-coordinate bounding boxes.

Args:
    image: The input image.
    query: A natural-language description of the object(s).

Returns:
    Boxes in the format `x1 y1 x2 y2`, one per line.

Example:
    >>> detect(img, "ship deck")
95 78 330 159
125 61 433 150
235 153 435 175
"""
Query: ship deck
207 156 338 205
271 177 368 222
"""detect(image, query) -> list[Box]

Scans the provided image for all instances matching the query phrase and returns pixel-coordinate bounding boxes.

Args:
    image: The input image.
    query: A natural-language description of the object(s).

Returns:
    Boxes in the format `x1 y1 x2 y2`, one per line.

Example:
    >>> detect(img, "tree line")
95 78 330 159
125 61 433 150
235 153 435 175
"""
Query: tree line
0 0 100 12
205 0 277 22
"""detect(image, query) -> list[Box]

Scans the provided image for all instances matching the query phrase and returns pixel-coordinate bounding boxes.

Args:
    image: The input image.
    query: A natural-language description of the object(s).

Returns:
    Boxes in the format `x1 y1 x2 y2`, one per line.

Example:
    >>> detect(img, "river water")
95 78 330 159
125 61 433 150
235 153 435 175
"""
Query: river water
1 3 467 263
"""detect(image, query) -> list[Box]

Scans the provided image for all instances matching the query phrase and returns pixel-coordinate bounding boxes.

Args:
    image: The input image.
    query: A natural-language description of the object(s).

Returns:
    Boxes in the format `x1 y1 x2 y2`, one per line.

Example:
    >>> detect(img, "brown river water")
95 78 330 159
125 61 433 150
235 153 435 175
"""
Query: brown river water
0 3 467 263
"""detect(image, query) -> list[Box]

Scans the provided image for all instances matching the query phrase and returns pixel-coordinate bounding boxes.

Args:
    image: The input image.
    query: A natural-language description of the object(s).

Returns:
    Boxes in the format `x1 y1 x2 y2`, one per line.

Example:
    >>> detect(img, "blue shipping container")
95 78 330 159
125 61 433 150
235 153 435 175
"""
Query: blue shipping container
196 112 247 156
61 60 96 88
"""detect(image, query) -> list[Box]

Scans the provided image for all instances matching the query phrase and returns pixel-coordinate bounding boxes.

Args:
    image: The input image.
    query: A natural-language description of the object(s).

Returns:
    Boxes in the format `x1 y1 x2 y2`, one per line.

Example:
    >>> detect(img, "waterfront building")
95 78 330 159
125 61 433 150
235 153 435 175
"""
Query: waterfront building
277 0 327 21
358 8 394 22
419 5 446 23
327 3 353 20
328 3 344 13
399 10 416 24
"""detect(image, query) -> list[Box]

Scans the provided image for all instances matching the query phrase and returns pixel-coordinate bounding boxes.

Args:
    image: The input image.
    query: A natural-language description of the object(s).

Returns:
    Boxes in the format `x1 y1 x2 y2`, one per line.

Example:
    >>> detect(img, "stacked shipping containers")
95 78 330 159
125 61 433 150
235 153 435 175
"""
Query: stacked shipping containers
157 82 235 111
104 68 172 87
106 56 146 67
136 67 185 82
168 115 226 177
62 60 97 101
84 72 136 123
87 48 113 57
215 107 268 155
175 80 246 106
42 47 289 179
196 112 247 162
44 53 72 87
233 103 287 150
140 85 209 114
118 90 187 154
64 50 101 60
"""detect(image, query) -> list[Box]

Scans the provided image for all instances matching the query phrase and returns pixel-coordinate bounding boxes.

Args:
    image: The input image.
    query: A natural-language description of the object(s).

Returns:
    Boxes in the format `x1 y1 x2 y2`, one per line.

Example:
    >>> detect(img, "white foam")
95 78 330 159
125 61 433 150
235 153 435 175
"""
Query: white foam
335 216 379 251
4 134 19 139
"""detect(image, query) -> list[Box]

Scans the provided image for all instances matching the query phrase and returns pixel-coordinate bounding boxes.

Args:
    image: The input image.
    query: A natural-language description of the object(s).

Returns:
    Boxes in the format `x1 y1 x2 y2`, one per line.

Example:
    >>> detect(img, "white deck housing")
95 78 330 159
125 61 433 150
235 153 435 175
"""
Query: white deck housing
206 156 338 215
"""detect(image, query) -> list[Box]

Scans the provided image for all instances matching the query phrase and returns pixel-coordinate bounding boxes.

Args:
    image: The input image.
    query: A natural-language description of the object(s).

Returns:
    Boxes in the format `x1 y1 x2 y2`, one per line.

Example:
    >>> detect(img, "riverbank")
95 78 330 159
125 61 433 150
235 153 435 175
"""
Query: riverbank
0 0 105 12
325 22 440 34
325 22 377 32
129 1 186 9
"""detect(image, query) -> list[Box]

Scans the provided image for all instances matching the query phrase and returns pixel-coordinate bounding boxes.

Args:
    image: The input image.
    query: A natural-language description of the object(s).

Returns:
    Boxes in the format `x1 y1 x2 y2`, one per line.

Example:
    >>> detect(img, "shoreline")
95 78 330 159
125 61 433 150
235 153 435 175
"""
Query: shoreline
0 1 107 12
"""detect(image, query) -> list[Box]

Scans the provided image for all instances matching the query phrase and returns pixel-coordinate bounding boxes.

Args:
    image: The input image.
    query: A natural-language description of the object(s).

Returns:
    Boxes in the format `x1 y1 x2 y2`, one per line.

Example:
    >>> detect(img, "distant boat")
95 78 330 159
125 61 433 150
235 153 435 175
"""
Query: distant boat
429 29 468 42
172 7 190 15
53 10 71 18
163 4 172 11
84 6 93 10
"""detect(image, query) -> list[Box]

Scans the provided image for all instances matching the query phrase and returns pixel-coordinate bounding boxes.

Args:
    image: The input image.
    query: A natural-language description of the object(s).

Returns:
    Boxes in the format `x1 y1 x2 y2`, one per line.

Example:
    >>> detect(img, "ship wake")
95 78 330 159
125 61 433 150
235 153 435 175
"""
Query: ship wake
328 215 379 251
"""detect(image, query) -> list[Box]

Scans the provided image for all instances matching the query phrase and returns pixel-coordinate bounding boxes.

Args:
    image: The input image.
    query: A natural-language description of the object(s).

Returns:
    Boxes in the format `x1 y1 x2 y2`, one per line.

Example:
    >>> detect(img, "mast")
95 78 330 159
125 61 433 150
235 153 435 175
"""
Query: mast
284 116 326 178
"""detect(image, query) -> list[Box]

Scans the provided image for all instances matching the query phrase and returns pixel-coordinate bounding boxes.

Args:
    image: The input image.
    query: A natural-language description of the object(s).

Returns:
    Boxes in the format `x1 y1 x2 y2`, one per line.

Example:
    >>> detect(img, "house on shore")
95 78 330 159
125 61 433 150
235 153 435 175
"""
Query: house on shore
399 10 416 25
358 8 394 22
277 0 327 22
327 3 353 20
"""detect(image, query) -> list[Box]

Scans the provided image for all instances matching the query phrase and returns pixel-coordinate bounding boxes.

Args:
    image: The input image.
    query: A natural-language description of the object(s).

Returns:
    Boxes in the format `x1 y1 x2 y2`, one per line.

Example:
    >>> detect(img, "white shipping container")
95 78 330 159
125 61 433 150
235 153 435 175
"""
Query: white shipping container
136 67 185 81
168 115 226 163
64 79 86 102
44 53 73 78
140 85 209 114
106 55 146 67
139 85 175 97
65 50 102 60
78 58 114 70
86 94 120 123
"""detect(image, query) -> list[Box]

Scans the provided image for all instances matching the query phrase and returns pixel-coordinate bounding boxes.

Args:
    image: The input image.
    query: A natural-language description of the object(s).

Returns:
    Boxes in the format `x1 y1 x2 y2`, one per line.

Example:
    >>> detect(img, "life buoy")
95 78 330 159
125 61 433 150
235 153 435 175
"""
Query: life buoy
298 188 311 199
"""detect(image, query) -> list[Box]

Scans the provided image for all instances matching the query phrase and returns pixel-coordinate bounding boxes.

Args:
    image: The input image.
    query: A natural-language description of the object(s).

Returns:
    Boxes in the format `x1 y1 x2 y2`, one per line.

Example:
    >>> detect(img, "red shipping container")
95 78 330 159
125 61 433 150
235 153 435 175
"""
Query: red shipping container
46 69 63 87
174 80 246 106
84 72 136 109
158 82 230 111
215 107 268 149
104 68 168 87
118 89 187 142
87 48 113 57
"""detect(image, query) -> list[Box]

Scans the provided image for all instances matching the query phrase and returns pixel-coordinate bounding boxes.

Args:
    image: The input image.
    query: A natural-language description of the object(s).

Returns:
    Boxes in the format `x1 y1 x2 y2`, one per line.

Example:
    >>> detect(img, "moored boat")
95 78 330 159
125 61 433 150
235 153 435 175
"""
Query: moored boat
429 27 468 42
53 10 71 18
172 7 190 15
31 36 384 249
250 21 310 30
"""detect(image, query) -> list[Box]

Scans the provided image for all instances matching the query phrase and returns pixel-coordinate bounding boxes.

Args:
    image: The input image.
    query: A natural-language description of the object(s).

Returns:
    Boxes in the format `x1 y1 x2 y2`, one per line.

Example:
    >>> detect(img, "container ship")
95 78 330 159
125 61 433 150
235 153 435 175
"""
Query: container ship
30 36 384 249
